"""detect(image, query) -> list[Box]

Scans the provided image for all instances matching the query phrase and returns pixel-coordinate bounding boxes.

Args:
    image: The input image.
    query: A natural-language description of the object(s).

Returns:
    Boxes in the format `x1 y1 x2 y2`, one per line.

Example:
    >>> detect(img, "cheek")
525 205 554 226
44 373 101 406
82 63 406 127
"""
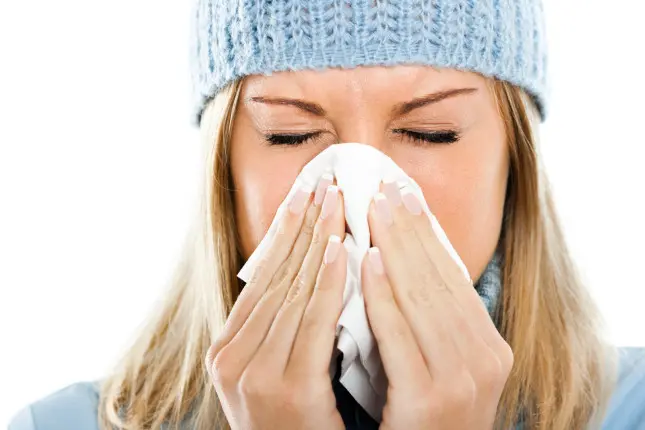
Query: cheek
232 163 294 260
231 142 315 260
392 134 508 281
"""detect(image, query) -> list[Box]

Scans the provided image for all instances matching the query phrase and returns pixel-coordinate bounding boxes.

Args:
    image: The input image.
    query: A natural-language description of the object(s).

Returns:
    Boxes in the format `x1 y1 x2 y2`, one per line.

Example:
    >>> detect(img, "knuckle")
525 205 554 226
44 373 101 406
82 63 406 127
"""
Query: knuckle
465 339 512 394
424 265 447 291
282 380 323 411
285 274 308 304
419 270 435 289
310 227 323 246
299 312 333 338
301 218 316 238
429 373 476 415
248 259 268 285
496 341 515 375
477 359 505 393
205 344 218 375
283 385 307 410
483 335 514 377
239 369 274 399
293 274 306 291
372 316 407 344
388 385 436 421
390 321 408 340
298 313 319 335
255 257 269 273
270 266 295 292
423 398 443 419
408 269 448 307
239 379 261 399
398 219 415 233
208 336 227 360
452 370 477 407
477 356 504 390
209 347 236 386
434 278 449 293
407 283 434 308
413 393 442 420
248 269 261 286
276 220 288 237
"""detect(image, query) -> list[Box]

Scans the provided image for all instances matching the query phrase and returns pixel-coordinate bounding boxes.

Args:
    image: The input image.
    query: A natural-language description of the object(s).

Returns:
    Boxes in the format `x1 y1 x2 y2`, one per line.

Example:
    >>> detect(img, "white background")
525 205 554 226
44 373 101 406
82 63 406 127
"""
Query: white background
1 0 643 425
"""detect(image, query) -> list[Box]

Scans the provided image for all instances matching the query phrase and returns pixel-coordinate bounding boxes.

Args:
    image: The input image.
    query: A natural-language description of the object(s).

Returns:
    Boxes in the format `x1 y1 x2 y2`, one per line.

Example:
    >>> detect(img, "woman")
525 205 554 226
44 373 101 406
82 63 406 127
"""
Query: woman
9 0 645 429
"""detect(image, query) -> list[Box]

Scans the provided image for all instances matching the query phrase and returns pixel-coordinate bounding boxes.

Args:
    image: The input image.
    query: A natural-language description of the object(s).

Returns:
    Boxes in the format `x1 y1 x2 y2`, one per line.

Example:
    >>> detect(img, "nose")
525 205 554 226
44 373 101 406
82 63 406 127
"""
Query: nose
334 122 387 152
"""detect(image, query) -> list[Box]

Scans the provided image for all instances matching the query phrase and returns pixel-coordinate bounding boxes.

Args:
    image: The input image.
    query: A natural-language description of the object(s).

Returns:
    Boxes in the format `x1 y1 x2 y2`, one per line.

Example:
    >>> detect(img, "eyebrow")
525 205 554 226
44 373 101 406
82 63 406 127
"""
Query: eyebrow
392 87 478 116
248 87 477 117
248 96 326 116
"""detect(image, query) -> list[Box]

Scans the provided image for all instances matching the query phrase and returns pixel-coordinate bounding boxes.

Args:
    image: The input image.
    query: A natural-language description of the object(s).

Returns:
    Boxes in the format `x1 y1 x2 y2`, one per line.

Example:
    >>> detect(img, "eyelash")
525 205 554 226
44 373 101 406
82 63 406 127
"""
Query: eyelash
393 129 460 146
264 132 323 146
263 130 460 146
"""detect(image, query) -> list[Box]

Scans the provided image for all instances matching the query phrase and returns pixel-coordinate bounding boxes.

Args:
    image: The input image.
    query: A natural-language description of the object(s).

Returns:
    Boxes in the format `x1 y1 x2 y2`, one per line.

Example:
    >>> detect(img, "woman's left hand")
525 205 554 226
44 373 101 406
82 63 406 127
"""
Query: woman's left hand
362 182 514 430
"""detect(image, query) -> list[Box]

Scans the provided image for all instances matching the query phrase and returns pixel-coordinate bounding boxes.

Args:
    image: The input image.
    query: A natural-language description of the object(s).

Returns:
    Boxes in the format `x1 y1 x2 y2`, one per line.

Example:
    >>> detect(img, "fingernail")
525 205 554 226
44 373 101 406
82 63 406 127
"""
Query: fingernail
320 185 339 220
401 187 423 215
374 193 393 226
382 179 402 207
368 247 384 275
289 187 310 215
324 235 341 264
315 173 334 206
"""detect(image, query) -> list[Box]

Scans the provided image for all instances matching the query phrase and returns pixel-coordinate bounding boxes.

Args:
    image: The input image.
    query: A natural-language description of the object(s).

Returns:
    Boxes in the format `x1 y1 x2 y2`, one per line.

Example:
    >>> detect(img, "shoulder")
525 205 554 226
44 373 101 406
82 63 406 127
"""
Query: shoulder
601 347 645 428
8 381 101 430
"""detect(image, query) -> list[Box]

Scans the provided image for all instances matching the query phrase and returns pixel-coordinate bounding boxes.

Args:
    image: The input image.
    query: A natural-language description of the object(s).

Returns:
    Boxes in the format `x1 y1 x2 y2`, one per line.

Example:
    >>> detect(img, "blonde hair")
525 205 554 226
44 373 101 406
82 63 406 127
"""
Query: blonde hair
98 77 616 430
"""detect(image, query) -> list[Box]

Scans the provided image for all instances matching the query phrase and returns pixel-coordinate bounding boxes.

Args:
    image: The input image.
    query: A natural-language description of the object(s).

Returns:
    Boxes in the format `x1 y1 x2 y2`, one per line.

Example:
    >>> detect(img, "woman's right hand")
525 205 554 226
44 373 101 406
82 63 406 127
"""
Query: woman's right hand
206 175 347 430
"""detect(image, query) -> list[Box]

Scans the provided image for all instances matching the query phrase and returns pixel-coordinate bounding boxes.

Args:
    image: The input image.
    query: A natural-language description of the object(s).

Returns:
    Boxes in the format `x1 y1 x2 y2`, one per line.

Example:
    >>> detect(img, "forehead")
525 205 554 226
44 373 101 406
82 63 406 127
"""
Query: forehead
242 65 489 100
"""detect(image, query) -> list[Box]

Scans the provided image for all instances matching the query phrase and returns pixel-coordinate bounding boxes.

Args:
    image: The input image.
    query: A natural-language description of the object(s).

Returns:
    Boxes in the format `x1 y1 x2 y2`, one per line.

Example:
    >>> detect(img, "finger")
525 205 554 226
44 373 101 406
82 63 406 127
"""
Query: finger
360 247 431 391
212 186 315 352
368 193 463 375
390 186 501 345
285 184 344 304
392 190 513 385
383 183 468 285
381 177 403 208
266 175 335 297
253 184 346 372
287 235 347 379
400 187 473 286
210 187 320 378
314 172 334 206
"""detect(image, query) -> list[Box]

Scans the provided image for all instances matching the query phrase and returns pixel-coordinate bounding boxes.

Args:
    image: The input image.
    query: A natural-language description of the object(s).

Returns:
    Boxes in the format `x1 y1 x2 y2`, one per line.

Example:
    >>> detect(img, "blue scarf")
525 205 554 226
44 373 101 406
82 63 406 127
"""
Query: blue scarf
476 248 504 323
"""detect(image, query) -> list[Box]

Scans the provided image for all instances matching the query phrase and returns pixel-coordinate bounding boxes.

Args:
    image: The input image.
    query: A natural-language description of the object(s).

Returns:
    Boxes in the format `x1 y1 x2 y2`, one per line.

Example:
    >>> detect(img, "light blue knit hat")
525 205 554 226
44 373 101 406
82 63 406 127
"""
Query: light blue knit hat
189 0 548 127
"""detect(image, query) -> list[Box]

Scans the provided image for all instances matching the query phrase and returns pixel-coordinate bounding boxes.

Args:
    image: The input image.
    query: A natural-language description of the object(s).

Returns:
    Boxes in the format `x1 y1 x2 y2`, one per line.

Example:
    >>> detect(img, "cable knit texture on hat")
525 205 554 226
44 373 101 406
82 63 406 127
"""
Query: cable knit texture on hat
189 0 548 127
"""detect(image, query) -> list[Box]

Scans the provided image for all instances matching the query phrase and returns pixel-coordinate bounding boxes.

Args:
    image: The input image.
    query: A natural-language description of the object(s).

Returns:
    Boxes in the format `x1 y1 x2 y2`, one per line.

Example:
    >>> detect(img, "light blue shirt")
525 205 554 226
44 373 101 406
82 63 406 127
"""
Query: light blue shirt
8 348 645 429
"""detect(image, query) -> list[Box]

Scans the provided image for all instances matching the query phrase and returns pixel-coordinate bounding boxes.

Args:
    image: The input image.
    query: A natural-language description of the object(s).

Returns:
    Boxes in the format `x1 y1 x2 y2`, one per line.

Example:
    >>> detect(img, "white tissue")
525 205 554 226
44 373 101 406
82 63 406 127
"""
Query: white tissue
237 143 470 421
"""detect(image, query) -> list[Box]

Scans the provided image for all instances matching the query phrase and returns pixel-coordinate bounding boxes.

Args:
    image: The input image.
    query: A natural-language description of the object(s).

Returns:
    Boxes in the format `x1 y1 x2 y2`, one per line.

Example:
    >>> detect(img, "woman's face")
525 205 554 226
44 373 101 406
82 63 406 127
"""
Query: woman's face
229 65 508 282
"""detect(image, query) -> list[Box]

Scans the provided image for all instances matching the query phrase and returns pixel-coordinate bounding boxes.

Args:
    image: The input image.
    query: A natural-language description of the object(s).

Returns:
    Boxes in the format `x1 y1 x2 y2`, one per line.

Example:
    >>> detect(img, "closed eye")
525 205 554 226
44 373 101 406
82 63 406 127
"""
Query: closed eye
392 129 460 145
263 131 323 146
263 129 460 146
